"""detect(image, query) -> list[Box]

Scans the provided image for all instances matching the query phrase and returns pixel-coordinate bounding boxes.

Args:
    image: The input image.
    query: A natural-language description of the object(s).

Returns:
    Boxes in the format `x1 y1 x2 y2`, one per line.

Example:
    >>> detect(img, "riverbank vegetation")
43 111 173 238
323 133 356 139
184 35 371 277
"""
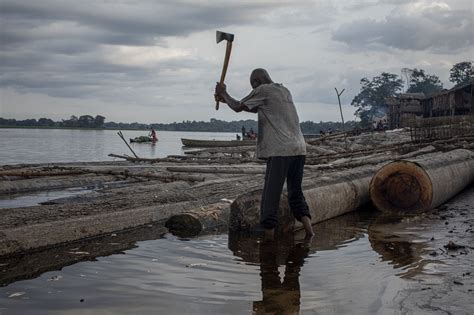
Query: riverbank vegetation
0 117 358 134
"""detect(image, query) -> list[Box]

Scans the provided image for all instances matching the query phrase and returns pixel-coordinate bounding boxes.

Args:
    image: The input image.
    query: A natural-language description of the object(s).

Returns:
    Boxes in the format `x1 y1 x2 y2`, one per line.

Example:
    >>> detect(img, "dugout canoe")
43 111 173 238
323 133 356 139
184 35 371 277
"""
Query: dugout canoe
181 138 255 148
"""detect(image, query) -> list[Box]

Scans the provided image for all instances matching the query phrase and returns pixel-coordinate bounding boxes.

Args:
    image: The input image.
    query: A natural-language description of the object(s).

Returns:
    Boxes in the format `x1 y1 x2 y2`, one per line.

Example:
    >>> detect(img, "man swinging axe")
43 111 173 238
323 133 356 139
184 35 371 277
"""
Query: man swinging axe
214 35 314 238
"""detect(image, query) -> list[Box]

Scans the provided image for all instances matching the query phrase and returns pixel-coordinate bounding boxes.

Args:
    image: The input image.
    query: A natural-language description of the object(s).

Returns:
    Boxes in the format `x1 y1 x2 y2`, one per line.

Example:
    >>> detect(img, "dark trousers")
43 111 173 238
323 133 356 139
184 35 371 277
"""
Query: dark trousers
260 155 311 229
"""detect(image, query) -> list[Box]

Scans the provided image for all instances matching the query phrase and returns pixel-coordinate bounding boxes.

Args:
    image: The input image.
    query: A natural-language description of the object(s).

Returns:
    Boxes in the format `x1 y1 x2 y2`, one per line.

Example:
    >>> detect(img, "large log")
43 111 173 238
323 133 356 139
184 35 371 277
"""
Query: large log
165 202 231 237
229 167 377 233
166 166 265 174
370 149 474 213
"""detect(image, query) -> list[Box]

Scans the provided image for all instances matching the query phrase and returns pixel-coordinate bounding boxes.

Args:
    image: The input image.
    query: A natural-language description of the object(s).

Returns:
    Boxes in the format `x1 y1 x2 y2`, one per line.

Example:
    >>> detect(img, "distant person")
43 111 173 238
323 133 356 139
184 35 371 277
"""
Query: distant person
214 68 314 239
327 128 332 135
149 127 158 142
236 134 241 141
241 125 246 139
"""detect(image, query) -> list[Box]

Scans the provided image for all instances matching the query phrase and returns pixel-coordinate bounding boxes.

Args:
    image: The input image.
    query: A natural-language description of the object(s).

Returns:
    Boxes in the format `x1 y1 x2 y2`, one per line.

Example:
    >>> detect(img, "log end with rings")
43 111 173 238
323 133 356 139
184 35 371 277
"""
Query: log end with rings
370 160 433 213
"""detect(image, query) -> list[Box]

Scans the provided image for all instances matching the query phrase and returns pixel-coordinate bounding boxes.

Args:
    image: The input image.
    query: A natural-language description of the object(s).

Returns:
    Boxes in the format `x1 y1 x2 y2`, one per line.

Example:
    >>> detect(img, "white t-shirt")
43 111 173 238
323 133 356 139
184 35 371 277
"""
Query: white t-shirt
241 83 306 159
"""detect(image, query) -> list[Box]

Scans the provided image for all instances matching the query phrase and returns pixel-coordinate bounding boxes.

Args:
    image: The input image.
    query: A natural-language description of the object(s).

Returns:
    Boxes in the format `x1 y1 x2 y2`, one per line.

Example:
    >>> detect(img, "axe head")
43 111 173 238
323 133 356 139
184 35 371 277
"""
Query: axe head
216 30 234 44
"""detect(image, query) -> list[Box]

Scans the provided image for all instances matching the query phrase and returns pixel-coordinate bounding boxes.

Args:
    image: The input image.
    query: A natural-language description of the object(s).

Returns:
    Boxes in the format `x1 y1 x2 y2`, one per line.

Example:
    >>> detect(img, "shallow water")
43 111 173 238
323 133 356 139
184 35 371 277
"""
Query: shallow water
0 208 427 315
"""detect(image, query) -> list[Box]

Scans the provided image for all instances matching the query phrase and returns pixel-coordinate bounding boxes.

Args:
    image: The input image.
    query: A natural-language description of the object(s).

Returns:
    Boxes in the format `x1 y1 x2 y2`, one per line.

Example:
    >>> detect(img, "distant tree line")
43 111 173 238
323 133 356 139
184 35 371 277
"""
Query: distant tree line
0 115 106 128
1 116 358 134
352 61 473 126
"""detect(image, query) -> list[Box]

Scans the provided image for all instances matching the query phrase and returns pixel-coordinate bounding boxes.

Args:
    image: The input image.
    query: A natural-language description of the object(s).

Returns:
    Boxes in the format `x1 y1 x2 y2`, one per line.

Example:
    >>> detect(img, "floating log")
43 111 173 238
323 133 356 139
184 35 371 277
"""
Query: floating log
165 202 231 237
0 175 118 195
184 146 255 155
229 168 377 233
370 149 474 213
166 166 265 175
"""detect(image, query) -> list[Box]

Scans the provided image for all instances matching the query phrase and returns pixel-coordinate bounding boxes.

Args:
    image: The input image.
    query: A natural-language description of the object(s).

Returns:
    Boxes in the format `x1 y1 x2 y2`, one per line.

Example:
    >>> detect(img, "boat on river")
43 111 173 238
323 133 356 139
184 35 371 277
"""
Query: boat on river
181 138 255 148
130 136 157 144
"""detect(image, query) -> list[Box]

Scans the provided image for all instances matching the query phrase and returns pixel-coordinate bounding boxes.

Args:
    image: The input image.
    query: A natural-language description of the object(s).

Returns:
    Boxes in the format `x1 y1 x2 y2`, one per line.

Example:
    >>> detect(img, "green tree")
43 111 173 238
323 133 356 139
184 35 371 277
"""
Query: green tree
351 72 403 126
94 115 106 127
449 61 473 86
402 68 443 95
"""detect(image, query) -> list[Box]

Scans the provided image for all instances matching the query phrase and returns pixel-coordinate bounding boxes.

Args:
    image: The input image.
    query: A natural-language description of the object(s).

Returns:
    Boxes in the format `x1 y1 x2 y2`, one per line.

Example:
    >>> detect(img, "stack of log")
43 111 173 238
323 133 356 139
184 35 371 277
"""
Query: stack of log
1 129 473 256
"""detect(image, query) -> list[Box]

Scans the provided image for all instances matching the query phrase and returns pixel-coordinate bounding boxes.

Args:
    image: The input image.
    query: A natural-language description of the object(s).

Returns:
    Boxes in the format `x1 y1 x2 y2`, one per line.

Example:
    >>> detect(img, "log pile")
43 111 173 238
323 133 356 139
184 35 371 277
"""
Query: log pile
1 128 473 256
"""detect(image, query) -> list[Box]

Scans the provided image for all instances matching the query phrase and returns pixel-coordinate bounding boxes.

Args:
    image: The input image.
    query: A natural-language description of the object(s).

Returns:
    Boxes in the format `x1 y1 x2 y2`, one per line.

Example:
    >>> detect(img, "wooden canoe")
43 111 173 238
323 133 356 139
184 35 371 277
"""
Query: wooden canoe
181 138 255 148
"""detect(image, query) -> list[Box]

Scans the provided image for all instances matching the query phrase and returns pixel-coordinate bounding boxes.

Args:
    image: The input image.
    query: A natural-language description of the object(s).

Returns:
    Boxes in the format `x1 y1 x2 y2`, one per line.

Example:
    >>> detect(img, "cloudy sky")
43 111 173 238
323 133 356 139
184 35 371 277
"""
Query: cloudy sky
0 0 472 123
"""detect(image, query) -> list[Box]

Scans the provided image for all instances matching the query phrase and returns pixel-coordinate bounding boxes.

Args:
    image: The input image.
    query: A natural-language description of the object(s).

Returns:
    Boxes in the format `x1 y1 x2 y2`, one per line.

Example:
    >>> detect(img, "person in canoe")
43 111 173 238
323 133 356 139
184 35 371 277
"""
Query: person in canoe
214 68 314 239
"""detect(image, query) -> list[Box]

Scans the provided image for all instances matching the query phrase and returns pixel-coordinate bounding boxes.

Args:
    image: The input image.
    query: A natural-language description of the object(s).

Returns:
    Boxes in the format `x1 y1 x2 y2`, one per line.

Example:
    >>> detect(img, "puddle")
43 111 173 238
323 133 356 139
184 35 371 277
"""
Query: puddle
0 187 97 209
0 187 472 314
0 180 130 209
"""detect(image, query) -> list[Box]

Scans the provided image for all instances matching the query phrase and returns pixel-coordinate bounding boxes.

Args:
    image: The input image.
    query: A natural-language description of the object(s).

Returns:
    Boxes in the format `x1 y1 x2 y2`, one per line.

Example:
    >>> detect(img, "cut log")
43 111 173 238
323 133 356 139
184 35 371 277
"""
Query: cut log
229 167 377 233
165 202 231 237
166 166 265 175
370 149 474 213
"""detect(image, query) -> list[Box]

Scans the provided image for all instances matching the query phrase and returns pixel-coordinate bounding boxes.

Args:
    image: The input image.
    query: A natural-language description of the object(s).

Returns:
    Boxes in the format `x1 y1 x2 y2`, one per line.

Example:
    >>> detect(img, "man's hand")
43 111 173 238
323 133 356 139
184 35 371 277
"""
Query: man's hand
215 82 227 96
215 82 227 103
214 94 226 103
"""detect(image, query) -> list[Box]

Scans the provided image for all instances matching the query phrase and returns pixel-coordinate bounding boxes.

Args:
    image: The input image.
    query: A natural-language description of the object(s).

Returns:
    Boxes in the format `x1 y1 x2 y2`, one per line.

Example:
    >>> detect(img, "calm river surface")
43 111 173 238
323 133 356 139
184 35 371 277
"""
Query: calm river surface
0 128 237 165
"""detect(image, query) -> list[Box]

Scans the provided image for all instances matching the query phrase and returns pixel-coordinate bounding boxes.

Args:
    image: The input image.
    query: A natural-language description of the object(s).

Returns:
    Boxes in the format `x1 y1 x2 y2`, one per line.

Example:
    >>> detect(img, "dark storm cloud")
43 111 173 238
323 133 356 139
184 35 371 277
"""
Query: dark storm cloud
0 0 288 47
0 0 298 101
332 5 473 53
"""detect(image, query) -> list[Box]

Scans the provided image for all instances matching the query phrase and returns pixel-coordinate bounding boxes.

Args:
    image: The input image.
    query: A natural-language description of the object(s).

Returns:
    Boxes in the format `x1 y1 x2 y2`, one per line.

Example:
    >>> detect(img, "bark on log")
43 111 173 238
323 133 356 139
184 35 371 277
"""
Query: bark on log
165 202 231 237
184 146 255 155
229 168 376 233
370 149 474 213
166 166 265 175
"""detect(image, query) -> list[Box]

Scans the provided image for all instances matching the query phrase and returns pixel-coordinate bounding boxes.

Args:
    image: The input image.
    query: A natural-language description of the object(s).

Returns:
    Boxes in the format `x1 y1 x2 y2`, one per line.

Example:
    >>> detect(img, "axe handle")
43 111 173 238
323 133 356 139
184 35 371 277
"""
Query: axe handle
216 41 233 110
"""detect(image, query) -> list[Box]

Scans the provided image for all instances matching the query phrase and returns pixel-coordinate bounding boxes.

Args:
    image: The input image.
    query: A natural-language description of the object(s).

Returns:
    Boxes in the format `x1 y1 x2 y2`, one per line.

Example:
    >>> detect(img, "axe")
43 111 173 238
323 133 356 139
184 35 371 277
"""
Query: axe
215 30 234 110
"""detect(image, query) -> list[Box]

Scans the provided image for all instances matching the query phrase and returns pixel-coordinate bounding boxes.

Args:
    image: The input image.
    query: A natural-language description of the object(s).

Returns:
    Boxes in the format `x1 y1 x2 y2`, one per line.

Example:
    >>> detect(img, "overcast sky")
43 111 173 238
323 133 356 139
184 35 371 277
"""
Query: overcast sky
0 0 472 123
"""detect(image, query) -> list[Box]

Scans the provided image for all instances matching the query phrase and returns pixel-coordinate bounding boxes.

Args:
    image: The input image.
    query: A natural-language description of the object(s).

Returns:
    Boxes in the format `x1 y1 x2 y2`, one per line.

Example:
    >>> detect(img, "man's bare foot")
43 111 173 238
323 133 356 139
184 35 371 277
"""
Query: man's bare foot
301 216 315 238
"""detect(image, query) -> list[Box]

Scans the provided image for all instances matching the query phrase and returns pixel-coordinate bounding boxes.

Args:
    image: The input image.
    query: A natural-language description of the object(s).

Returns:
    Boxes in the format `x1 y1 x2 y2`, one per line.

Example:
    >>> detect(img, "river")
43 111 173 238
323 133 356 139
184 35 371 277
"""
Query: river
0 128 237 165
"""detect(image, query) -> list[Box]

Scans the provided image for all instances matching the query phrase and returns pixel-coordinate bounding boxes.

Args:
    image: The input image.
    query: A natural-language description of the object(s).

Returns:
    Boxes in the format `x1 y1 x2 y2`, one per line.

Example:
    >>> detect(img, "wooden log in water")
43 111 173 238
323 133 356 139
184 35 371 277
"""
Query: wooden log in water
370 149 474 213
229 168 376 233
165 202 231 237
166 166 265 175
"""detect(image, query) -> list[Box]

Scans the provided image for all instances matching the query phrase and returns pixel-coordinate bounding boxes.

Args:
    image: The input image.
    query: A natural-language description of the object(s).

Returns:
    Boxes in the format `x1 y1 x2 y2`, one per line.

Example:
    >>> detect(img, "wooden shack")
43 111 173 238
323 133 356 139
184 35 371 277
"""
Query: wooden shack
386 93 425 128
387 83 473 129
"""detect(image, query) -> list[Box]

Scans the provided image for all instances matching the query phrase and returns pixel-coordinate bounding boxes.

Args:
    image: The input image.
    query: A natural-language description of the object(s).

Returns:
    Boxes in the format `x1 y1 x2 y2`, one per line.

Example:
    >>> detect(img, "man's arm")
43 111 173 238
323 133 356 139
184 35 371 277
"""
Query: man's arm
215 83 256 113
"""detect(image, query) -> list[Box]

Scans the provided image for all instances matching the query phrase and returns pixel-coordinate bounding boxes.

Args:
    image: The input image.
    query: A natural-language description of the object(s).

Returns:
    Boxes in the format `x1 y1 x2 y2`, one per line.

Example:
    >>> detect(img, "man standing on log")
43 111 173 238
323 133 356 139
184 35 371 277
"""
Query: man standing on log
214 68 315 238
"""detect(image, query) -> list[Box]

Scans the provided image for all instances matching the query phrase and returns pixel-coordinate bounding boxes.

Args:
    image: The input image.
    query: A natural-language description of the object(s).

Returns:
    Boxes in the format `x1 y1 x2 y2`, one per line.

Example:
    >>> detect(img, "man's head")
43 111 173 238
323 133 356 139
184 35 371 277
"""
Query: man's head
250 68 273 89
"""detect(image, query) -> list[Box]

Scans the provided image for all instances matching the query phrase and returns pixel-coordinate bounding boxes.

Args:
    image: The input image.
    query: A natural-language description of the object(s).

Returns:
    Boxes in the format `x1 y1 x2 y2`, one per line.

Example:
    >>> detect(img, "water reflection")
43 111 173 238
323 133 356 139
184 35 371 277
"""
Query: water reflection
229 211 370 314
368 214 433 279
254 239 309 314
0 224 168 286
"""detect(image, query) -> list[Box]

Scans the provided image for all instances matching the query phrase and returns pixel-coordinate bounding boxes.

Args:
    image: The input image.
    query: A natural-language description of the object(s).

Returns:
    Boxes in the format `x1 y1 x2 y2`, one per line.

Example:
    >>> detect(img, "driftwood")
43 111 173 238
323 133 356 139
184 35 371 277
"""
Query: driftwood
166 166 265 174
0 170 84 177
0 166 205 183
184 146 255 155
370 149 474 213
165 202 231 237
305 136 473 165
0 175 119 195
306 145 438 171
109 153 260 165
117 131 139 158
